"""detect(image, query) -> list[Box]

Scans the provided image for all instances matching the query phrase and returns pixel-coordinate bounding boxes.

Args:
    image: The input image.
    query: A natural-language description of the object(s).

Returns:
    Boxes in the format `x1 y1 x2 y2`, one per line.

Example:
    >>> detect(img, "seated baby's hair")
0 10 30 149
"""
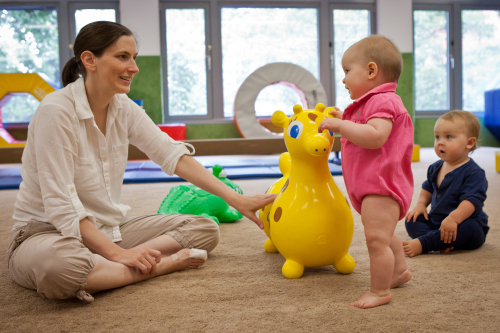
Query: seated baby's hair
440 110 481 152
354 35 402 83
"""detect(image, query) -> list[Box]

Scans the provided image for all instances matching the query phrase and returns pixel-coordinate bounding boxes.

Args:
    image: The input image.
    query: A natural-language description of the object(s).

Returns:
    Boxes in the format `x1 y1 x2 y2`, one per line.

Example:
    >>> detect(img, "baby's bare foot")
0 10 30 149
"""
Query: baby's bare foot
403 239 423 257
440 246 454 254
391 269 412 288
350 291 392 309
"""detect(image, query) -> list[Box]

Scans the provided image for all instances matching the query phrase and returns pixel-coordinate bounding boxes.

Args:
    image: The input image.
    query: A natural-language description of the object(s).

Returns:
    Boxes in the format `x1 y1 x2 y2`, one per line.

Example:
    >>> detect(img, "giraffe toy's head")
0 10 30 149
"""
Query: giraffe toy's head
272 103 336 159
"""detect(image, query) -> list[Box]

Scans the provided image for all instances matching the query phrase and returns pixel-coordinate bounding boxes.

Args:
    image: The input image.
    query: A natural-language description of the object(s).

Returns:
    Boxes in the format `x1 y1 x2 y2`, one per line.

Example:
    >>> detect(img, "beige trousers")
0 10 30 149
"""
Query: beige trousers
7 214 219 299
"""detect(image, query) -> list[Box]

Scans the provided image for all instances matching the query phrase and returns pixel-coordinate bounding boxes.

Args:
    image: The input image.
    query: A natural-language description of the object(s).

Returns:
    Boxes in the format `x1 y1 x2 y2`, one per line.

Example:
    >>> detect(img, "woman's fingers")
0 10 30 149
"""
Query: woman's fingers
148 248 162 263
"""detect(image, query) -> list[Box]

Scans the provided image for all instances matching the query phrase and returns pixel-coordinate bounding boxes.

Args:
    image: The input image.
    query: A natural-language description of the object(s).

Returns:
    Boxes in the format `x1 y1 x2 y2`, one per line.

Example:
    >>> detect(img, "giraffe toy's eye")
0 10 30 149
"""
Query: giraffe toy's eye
287 120 304 139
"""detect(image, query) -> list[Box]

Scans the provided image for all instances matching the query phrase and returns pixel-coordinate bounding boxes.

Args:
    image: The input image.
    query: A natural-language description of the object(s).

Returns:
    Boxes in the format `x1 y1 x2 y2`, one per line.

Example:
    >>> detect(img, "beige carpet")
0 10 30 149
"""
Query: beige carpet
1 147 499 332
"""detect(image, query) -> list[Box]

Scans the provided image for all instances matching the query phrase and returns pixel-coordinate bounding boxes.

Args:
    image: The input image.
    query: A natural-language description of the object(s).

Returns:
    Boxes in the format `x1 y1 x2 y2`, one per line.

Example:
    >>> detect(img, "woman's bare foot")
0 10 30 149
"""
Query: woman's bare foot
440 246 454 254
350 291 392 309
156 249 206 276
391 269 412 288
403 239 423 257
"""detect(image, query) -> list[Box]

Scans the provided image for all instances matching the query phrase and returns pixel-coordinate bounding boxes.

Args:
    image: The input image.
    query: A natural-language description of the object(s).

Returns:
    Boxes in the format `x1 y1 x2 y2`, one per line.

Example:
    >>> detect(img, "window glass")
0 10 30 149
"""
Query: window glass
0 7 59 123
414 10 450 111
166 9 207 116
333 9 370 111
462 10 500 112
221 7 318 118
75 9 116 36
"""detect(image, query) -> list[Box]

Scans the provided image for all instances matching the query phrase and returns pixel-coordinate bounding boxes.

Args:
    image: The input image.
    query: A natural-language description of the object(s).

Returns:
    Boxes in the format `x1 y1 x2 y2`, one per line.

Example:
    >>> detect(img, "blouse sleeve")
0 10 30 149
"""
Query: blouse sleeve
364 94 397 123
32 103 96 238
126 99 194 175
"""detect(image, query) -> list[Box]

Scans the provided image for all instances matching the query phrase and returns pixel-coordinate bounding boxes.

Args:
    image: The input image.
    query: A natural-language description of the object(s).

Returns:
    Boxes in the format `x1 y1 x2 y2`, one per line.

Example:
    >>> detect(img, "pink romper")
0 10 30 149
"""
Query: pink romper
340 82 414 220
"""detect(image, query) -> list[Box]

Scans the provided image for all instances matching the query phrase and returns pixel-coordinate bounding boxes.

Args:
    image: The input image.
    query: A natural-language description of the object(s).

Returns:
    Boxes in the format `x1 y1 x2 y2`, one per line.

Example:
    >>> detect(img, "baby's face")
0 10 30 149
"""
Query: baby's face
341 47 373 100
433 118 474 164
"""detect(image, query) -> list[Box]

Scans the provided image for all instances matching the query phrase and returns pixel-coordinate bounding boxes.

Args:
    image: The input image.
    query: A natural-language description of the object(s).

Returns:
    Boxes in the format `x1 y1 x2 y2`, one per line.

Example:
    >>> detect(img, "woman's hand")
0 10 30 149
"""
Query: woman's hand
405 203 428 222
111 247 162 275
228 193 277 229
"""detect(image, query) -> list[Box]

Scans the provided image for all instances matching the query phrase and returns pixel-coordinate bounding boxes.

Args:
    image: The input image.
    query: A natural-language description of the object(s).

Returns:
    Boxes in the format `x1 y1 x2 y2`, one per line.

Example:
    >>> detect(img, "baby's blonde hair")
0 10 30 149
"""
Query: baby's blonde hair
440 110 481 152
353 35 402 83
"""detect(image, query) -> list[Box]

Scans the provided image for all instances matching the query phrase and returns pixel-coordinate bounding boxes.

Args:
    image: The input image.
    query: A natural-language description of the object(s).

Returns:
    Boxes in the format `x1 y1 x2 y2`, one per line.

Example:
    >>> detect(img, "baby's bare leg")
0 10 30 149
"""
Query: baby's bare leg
390 233 412 288
350 195 403 309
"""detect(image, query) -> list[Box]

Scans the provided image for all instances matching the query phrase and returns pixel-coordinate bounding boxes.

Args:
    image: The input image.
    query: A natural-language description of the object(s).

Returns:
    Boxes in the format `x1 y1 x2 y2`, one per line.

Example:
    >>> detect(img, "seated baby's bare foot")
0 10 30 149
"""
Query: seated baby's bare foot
440 246 454 254
350 291 392 309
403 239 423 257
391 269 412 288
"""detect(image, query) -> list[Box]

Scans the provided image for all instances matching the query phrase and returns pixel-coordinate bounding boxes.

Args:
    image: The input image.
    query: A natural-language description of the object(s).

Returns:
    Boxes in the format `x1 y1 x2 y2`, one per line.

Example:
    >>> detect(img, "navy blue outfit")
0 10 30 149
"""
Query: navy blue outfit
405 159 488 253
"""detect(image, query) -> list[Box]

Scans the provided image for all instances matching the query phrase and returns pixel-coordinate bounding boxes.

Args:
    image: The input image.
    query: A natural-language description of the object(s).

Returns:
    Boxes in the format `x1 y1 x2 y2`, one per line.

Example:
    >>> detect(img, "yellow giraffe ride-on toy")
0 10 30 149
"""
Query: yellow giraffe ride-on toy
260 103 355 279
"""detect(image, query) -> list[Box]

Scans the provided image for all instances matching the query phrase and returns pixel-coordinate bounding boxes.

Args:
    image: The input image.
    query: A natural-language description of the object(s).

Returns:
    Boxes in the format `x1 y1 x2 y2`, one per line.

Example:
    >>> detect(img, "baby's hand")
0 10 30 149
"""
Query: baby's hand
318 118 343 134
405 204 428 222
440 216 458 244
327 107 343 119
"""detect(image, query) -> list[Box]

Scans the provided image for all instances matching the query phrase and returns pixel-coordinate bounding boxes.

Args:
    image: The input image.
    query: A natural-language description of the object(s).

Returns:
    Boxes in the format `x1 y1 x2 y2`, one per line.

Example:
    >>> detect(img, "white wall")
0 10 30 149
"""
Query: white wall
376 0 413 53
120 0 161 56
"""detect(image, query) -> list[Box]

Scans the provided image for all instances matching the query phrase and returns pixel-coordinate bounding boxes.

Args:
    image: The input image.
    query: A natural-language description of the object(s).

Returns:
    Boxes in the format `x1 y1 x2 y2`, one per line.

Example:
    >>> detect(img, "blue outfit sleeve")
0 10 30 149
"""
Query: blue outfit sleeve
459 169 488 210
422 164 434 193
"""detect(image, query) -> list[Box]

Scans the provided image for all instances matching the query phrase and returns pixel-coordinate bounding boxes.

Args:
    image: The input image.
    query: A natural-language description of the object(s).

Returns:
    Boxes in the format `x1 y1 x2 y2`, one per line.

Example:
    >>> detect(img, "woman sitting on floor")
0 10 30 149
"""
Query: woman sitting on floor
7 21 275 303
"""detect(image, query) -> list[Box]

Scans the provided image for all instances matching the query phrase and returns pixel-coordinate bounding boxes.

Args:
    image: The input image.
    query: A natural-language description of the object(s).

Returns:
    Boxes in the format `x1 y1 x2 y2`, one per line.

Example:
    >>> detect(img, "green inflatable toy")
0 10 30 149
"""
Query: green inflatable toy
157 165 243 224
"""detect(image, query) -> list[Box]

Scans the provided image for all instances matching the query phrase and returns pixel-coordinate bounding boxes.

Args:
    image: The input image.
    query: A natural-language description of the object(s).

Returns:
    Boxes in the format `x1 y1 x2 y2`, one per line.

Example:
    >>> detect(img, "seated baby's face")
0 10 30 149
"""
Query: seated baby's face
433 118 476 163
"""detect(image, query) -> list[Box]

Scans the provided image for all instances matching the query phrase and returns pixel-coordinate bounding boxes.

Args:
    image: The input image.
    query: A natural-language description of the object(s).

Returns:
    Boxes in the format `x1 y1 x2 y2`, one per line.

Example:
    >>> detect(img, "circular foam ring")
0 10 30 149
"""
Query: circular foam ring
233 62 328 138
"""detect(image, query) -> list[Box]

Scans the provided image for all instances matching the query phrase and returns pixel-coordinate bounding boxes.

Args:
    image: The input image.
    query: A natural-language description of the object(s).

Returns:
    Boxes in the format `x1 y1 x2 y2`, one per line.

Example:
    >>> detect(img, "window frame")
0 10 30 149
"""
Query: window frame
413 0 500 118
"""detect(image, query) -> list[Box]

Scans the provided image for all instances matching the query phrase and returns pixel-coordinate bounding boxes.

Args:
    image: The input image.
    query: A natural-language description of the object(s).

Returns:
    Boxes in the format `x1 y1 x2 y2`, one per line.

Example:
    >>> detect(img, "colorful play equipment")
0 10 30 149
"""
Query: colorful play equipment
496 151 500 173
233 63 328 138
260 103 355 279
412 144 421 162
0 73 57 147
485 88 500 142
157 165 243 224
157 123 186 140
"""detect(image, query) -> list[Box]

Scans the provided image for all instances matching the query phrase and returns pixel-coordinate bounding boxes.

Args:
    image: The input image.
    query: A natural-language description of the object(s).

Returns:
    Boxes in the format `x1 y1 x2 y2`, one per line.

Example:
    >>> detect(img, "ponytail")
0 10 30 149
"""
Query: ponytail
61 57 81 87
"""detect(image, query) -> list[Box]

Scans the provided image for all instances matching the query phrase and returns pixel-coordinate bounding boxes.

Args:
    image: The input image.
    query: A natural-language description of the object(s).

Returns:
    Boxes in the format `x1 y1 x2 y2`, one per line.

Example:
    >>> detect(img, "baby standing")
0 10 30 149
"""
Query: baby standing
319 35 414 309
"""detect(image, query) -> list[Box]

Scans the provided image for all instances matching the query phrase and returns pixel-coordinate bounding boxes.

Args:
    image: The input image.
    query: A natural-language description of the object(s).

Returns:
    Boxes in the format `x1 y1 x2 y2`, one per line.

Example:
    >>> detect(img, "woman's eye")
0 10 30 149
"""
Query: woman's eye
287 120 304 139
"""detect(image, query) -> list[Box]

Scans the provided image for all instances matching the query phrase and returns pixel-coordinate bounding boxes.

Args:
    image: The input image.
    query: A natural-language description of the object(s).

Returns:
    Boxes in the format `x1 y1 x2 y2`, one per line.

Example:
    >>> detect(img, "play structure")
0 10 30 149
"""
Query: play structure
233 63 327 138
485 88 500 142
157 165 243 224
0 73 57 147
260 103 355 279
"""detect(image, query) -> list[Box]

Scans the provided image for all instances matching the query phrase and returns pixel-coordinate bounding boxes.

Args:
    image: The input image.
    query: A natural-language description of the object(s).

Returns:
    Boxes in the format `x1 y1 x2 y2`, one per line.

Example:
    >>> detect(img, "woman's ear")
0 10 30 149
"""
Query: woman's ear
81 51 97 72
367 61 379 80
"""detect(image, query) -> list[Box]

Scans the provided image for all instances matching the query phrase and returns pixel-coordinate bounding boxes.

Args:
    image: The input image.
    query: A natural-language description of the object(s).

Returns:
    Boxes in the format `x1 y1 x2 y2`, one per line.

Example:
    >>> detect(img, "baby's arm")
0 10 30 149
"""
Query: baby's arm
440 200 475 244
319 116 393 149
405 189 432 222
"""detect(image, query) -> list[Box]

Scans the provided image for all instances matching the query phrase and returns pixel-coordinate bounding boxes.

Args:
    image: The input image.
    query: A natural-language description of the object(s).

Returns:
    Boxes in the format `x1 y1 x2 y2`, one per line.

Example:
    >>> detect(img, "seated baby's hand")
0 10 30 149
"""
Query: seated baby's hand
440 216 458 244
405 204 428 222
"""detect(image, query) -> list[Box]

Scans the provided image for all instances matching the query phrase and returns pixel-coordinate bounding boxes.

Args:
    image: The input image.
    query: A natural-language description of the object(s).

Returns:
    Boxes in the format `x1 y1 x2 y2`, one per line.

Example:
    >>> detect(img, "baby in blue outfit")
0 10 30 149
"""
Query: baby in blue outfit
403 110 488 256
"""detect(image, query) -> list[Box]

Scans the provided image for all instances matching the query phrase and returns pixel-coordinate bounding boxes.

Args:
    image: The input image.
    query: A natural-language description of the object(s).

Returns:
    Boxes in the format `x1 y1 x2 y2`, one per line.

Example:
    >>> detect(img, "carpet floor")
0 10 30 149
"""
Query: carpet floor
1 147 499 332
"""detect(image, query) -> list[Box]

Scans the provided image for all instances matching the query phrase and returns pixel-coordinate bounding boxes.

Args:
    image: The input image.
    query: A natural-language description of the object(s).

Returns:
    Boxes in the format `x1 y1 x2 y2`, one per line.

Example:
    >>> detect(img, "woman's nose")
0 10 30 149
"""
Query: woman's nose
129 60 139 73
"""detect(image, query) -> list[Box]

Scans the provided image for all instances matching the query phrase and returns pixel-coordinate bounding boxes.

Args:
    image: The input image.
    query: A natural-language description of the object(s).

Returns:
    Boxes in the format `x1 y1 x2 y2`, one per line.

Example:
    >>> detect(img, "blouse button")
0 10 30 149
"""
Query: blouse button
103 158 108 162
106 180 110 185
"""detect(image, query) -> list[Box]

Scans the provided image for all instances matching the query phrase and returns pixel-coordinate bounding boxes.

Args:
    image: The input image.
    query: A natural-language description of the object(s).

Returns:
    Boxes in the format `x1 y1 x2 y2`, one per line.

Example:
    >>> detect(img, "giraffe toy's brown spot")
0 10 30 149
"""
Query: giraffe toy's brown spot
274 207 282 222
281 179 289 193
308 113 318 122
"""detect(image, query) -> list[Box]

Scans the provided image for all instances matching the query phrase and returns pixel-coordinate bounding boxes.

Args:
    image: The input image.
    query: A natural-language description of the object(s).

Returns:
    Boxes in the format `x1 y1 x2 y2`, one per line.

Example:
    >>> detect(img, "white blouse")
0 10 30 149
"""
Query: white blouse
12 78 193 242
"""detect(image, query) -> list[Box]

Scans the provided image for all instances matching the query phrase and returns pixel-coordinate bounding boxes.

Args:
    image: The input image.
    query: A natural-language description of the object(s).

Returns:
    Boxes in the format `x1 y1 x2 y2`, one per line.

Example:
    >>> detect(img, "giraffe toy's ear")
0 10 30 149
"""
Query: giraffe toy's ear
324 107 336 119
272 110 290 129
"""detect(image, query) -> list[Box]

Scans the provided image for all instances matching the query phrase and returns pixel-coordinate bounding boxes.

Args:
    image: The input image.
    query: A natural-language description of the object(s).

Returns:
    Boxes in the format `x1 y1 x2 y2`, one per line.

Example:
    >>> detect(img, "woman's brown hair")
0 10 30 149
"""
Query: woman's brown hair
61 21 134 87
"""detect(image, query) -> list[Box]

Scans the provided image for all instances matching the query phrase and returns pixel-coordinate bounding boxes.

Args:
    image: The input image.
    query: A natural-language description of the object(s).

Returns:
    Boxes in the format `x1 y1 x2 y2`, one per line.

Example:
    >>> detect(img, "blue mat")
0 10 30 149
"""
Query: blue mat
0 158 343 190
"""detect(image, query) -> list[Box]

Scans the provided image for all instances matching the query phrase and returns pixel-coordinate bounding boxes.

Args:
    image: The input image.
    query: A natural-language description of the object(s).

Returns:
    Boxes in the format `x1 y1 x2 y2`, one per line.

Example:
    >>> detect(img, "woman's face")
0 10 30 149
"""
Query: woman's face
94 35 139 95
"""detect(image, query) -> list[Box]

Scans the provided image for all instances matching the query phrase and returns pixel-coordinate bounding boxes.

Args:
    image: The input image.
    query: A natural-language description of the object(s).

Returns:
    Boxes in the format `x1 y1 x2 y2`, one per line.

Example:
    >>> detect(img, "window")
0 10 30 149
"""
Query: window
0 6 59 123
414 10 450 111
75 9 116 36
332 9 371 110
413 2 500 116
221 7 318 118
165 8 208 117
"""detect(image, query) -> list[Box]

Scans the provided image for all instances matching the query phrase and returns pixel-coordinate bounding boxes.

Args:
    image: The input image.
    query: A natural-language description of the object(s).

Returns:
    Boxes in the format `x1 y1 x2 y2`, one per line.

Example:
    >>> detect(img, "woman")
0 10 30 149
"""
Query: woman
7 21 275 303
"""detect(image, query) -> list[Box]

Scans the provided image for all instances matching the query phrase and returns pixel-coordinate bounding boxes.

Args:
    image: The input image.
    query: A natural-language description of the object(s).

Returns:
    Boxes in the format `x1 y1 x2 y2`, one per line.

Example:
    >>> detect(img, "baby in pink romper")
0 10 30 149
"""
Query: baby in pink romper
319 35 414 309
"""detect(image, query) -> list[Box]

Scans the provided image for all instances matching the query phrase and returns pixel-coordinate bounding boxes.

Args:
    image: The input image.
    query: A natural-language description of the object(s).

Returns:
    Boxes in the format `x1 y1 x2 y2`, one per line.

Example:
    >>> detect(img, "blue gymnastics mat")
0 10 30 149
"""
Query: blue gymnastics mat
0 157 343 190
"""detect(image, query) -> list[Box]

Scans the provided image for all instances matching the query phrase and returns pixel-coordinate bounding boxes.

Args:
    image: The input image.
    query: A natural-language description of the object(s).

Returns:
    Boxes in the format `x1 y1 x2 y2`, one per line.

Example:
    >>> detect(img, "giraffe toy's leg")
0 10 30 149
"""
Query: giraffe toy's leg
282 259 304 279
333 253 355 274
264 238 278 253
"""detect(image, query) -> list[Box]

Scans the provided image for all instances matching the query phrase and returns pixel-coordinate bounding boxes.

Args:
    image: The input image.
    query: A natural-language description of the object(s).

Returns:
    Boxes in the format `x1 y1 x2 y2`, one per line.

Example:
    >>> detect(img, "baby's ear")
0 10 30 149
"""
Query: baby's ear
324 107 335 118
272 110 290 129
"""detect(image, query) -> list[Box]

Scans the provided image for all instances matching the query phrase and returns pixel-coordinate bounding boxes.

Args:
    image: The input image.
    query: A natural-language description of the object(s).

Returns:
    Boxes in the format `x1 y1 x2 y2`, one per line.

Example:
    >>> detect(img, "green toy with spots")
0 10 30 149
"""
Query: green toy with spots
157 165 243 224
